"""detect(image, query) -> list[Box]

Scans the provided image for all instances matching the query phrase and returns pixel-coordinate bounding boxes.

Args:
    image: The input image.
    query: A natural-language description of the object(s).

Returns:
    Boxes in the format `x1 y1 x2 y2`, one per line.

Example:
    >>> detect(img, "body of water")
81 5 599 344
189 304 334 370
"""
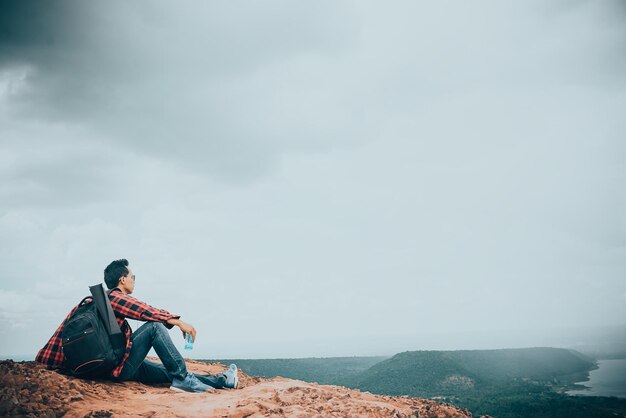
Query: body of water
567 359 626 399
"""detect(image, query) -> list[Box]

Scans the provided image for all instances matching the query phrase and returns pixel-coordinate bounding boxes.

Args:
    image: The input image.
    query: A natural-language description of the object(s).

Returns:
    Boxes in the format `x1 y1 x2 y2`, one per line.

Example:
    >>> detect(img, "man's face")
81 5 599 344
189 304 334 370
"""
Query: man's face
119 267 136 294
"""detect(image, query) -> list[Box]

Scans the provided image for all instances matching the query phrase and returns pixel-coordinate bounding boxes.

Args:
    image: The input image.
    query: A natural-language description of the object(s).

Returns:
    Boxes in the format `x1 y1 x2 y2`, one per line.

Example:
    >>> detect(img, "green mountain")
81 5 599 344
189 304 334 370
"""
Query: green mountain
354 347 596 397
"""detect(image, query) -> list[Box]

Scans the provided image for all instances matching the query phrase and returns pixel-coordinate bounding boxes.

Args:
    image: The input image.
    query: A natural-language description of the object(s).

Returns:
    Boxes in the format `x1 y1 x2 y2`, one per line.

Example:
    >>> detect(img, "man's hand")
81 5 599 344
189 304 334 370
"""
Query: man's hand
178 320 197 343
166 318 197 342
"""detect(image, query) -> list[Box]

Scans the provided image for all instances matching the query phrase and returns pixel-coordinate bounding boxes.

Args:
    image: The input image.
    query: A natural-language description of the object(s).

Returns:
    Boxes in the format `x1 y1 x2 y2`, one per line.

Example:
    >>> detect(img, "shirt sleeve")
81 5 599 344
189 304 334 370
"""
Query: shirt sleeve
109 292 180 329
35 305 78 368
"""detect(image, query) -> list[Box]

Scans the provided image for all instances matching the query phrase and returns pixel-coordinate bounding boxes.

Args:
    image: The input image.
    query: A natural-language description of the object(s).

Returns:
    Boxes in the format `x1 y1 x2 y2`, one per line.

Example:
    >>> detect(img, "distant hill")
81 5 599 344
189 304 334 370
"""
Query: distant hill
203 356 388 386
207 348 595 395
354 347 596 397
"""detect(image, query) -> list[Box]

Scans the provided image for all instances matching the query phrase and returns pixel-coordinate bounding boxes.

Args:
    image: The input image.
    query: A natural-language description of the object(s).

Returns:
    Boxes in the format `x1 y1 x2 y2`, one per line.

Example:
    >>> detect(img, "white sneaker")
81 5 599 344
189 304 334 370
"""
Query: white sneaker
223 364 239 389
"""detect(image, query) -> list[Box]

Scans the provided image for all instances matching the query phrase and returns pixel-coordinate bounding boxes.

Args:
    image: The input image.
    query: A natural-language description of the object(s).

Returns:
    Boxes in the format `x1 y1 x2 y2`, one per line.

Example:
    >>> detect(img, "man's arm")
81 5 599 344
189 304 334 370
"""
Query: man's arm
109 292 185 332
109 292 200 342
166 318 197 343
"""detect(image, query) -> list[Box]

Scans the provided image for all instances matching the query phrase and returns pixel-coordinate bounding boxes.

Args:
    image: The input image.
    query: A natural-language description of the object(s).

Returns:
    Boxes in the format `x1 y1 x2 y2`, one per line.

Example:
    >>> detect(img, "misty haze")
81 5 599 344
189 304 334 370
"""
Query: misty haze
1 1 625 417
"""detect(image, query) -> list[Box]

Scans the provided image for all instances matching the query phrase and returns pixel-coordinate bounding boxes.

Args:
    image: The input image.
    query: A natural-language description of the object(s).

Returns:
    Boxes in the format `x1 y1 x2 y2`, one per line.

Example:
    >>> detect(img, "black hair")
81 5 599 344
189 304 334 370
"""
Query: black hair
104 259 129 289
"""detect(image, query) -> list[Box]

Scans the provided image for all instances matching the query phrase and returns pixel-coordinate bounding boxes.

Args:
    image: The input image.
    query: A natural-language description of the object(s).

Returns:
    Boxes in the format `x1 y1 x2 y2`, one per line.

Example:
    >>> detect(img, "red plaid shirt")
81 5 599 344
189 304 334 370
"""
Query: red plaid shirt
36 287 180 378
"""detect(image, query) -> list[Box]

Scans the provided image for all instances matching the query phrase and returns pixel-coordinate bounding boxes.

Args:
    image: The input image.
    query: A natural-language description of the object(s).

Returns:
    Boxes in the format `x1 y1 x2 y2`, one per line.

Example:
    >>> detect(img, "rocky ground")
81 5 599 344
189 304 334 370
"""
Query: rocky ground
0 358 483 417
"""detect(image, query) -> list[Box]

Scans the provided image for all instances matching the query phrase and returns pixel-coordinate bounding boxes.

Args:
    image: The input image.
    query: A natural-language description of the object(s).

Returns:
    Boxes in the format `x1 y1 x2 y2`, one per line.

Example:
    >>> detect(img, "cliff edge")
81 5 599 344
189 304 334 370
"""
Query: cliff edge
0 358 482 417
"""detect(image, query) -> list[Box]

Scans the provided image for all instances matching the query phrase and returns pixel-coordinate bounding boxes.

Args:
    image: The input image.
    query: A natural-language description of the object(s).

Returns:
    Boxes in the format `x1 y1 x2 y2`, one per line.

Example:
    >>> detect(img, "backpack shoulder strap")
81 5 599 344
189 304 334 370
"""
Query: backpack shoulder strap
89 284 122 336
78 296 93 306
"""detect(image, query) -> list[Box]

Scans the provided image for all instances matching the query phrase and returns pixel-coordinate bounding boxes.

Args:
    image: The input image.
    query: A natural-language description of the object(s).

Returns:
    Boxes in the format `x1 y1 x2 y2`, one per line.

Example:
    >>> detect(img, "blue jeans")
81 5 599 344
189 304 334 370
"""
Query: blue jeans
116 322 226 388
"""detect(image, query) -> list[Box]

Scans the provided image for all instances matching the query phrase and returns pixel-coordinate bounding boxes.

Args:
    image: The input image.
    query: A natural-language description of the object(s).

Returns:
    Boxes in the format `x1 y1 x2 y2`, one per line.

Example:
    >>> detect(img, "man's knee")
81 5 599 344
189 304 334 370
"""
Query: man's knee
144 322 168 335
151 322 167 330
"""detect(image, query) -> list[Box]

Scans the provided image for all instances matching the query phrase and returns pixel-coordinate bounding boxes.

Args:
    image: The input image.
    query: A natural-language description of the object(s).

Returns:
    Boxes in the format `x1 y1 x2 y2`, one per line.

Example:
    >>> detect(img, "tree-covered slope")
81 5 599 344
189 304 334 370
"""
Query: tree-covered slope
348 350 482 397
354 348 596 397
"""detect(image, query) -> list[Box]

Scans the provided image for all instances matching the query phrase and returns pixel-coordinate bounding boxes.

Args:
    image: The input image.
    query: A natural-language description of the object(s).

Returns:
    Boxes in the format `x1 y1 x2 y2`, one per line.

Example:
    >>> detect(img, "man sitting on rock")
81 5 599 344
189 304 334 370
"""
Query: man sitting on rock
36 258 237 393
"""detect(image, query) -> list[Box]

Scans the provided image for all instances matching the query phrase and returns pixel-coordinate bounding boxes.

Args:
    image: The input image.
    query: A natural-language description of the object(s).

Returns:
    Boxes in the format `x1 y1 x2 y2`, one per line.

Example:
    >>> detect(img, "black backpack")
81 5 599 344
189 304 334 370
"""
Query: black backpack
60 284 126 378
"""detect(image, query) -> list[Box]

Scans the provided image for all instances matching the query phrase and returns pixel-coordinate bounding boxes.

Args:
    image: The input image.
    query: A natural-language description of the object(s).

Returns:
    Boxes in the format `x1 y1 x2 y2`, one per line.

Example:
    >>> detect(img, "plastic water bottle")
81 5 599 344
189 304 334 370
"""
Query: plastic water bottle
184 335 194 350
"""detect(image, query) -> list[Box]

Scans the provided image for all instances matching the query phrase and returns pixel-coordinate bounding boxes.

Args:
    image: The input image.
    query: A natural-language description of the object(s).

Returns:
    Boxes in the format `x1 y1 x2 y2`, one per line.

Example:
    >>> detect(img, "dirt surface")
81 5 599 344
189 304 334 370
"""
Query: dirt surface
0 358 480 417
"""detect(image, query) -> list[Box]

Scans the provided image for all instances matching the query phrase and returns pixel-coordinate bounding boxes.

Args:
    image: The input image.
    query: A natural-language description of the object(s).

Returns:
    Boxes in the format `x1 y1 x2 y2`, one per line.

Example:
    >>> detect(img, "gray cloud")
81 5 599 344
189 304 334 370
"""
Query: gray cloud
1 0 363 186
0 0 625 358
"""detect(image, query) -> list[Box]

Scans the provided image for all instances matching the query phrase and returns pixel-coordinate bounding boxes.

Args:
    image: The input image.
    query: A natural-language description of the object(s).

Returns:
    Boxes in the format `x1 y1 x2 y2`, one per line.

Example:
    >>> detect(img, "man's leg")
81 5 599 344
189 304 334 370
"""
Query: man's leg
130 359 173 384
117 322 227 387
118 322 187 382
196 373 227 389
130 359 227 388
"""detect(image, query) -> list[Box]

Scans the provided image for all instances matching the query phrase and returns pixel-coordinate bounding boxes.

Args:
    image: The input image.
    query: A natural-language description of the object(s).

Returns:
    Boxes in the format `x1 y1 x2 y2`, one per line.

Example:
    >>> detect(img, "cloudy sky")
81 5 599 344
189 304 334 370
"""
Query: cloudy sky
1 0 625 359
